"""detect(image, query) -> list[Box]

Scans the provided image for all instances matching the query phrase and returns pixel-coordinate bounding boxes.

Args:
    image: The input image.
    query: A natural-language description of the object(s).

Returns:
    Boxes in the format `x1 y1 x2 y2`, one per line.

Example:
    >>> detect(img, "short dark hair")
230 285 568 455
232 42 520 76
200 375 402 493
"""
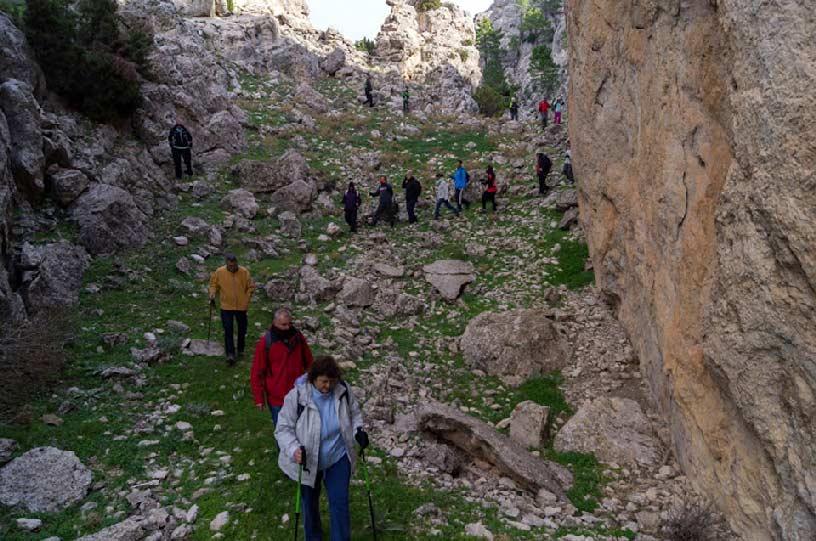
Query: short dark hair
308 355 342 383
457 160 463 165
224 252 238 263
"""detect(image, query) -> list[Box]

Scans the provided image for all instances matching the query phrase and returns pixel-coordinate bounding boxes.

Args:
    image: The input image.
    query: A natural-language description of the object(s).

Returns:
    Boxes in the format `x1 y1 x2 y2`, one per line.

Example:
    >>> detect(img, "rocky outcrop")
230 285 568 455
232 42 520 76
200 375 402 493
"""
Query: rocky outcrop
567 0 816 538
0 13 45 95
460 309 569 382
18 241 90 315
423 259 475 300
417 401 572 498
0 80 44 198
70 184 150 255
0 447 92 512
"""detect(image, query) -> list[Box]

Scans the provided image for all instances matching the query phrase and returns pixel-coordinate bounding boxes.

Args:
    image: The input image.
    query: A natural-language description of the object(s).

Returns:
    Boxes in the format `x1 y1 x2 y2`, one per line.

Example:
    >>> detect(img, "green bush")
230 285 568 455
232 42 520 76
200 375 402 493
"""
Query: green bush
473 84 506 118
416 0 442 12
355 36 375 55
529 44 559 93
23 0 151 121
458 49 469 62
0 0 25 27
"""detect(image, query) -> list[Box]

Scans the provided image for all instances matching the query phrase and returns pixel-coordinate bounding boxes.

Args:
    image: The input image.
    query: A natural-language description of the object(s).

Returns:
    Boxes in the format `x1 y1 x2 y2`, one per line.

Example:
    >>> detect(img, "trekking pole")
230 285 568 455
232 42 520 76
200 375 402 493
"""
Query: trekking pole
293 446 306 541
206 299 214 343
359 450 378 541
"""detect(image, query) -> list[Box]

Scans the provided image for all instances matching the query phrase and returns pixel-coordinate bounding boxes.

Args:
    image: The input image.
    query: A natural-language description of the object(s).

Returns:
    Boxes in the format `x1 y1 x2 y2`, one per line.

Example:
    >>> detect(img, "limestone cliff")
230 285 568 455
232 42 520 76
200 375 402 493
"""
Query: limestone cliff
566 0 816 539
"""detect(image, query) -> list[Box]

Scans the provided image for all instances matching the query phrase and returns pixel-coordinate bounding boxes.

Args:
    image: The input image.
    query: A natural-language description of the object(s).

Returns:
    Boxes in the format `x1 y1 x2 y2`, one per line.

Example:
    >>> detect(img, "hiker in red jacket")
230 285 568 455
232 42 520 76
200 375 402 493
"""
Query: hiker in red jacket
538 98 550 129
250 308 314 426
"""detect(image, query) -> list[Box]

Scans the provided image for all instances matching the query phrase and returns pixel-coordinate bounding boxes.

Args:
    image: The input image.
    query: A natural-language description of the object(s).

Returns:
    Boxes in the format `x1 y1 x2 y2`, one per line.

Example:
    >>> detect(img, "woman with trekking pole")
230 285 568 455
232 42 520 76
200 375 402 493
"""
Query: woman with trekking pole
275 356 374 541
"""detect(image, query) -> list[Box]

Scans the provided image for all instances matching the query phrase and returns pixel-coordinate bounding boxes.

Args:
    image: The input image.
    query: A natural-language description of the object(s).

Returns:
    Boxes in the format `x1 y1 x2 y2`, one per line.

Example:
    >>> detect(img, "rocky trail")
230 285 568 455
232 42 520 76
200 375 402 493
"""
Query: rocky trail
0 73 735 541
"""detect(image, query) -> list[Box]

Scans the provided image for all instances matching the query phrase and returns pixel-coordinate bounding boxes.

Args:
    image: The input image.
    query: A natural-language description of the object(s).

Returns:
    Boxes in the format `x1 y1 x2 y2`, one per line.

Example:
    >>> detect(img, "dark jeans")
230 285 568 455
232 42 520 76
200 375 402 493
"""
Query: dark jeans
563 164 575 184
482 192 497 211
220 309 247 356
539 168 551 194
403 101 409 113
453 187 470 211
406 198 418 223
510 109 518 120
301 455 351 541
365 92 373 107
171 147 192 179
540 112 548 128
344 208 358 232
434 198 458 218
370 202 395 226
269 405 282 426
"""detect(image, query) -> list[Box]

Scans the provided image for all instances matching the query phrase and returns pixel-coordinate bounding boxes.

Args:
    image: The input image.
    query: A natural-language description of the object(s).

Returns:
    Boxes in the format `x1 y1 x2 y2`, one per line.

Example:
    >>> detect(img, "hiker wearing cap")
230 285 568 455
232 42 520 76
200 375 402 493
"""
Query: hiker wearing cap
209 253 254 366
276 355 369 541
168 118 193 180
250 308 314 426
369 175 395 227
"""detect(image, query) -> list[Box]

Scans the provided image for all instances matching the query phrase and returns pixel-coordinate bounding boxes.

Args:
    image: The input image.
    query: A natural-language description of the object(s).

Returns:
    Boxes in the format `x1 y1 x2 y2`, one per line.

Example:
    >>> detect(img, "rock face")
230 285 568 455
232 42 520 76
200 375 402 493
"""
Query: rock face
0 447 92 512
18 241 90 315
567 1 816 538
0 79 44 198
70 184 150 255
417 402 572 498
554 397 660 467
460 309 569 381
423 260 475 300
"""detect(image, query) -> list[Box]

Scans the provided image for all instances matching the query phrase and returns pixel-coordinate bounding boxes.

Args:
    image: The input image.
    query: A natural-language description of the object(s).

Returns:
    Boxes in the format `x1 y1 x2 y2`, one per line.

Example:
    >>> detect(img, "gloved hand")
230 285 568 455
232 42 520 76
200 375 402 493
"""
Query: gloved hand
355 427 369 450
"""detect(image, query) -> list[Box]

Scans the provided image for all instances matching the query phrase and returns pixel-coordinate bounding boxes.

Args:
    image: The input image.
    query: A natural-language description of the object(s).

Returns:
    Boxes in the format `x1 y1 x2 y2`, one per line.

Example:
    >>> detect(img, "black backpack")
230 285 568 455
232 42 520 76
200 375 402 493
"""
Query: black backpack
171 127 188 148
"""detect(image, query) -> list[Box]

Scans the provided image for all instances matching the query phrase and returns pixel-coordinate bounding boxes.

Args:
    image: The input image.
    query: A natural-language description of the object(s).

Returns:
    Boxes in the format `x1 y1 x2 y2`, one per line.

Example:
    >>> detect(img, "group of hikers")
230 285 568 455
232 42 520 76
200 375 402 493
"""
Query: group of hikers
507 95 565 126
208 258 370 540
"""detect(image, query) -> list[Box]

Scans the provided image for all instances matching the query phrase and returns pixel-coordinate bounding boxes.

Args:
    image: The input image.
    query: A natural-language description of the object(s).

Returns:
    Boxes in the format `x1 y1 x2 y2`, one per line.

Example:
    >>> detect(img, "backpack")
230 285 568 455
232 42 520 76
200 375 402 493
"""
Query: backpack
171 127 188 148
294 380 353 422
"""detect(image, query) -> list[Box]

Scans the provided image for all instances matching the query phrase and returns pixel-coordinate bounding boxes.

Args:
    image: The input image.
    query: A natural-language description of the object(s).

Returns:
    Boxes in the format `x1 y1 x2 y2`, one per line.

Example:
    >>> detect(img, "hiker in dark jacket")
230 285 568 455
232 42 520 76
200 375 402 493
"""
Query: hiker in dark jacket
342 182 362 233
168 119 193 180
369 176 395 227
250 308 314 427
402 172 422 224
364 77 374 108
509 98 519 121
562 145 575 185
537 152 553 195
481 164 498 212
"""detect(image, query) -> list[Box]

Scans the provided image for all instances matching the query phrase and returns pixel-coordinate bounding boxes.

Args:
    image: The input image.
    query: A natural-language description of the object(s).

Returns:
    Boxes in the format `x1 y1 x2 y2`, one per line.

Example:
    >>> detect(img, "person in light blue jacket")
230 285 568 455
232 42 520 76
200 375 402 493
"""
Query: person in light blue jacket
275 356 368 541
451 160 470 211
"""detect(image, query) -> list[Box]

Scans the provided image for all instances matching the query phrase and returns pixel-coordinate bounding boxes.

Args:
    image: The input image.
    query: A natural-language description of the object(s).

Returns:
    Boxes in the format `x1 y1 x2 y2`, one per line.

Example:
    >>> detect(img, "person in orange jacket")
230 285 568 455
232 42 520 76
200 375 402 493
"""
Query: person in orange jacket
209 252 255 366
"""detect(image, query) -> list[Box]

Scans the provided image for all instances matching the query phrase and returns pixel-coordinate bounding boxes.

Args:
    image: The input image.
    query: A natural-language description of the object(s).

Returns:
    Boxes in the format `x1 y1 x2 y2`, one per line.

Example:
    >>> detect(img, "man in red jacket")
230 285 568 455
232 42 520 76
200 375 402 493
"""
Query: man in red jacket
538 98 550 129
250 308 314 426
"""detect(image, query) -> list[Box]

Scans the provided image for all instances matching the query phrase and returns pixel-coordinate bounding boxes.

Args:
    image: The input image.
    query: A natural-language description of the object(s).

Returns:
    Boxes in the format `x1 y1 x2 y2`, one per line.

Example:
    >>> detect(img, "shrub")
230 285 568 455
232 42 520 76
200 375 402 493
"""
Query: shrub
416 0 442 12
0 310 73 421
458 49 469 62
461 38 473 47
473 84 506 118
23 0 151 120
529 44 559 93
355 36 375 55
663 498 722 541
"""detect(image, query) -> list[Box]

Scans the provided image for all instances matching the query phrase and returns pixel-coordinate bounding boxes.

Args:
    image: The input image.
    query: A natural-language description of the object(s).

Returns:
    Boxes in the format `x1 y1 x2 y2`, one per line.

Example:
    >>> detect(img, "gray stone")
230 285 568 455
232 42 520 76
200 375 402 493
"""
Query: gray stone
558 207 579 230
373 263 405 278
18 241 90 315
0 14 45 94
270 179 316 214
0 79 43 197
417 402 572 498
184 340 225 357
298 265 335 301
464 522 494 540
337 277 375 307
15 518 42 531
180 217 210 235
265 279 295 302
209 511 229 531
48 168 90 206
278 210 302 238
460 309 570 381
554 397 661 467
0 438 17 465
74 516 146 541
422 260 476 300
220 188 258 219
320 47 346 76
509 401 550 449
0 447 92 512
70 184 149 255
294 83 329 113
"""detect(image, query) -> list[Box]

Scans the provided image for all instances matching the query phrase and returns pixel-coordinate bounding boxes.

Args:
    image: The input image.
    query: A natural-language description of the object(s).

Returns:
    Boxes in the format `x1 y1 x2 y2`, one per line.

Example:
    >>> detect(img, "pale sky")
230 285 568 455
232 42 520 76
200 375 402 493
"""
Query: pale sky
309 0 494 42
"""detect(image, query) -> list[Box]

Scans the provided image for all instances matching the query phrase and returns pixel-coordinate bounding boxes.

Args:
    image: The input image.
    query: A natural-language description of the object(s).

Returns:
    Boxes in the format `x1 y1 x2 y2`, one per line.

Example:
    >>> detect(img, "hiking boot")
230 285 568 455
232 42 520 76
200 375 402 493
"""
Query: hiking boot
227 354 236 367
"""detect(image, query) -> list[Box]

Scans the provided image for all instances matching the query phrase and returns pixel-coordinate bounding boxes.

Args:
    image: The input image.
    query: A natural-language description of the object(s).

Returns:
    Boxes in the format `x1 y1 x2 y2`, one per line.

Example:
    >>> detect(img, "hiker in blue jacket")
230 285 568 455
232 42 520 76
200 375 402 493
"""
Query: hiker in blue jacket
451 160 470 211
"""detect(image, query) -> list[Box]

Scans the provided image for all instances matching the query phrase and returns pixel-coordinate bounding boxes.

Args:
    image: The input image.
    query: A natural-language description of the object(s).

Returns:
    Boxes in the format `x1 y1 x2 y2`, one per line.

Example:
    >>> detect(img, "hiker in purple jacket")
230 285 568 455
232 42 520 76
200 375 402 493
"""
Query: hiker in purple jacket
342 182 362 233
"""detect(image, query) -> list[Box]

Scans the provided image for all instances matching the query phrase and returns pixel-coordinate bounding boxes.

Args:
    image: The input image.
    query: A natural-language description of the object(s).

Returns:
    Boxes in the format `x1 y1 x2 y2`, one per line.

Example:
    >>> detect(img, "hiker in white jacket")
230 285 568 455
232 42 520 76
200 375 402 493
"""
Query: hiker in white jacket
433 173 459 219
275 356 368 541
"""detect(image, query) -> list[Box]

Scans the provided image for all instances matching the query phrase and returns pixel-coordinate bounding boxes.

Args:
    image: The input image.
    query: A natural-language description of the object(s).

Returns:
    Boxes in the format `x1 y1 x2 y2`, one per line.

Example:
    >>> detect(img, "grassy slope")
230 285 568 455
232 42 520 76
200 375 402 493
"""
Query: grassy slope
0 74 622 541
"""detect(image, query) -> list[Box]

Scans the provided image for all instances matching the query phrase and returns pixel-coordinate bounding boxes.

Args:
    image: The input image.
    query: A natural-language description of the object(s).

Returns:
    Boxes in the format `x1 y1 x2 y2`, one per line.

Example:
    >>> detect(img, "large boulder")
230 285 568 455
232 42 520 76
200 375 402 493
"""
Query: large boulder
48 168 90 207
0 438 17 465
75 516 146 541
18 241 90 315
231 150 309 194
509 401 550 449
0 13 45 94
0 447 92 512
555 189 578 211
337 277 375 307
298 265 335 301
294 82 329 113
422 260 475 301
270 179 316 214
278 210 302 238
554 397 661 467
70 184 150 255
417 402 572 498
320 47 346 76
220 188 258 219
0 79 44 198
460 309 570 381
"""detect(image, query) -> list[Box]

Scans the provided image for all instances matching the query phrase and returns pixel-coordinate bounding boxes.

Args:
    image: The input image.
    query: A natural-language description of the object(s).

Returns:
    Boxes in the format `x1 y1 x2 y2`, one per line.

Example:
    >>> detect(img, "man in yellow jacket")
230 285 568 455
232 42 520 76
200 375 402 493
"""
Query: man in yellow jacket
209 253 255 366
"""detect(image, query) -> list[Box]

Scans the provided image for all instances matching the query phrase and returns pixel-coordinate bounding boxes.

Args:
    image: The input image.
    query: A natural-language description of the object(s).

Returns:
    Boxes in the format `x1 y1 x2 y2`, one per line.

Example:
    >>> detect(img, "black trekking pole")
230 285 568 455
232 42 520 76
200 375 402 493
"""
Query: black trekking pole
293 446 307 541
206 298 214 342
359 449 378 541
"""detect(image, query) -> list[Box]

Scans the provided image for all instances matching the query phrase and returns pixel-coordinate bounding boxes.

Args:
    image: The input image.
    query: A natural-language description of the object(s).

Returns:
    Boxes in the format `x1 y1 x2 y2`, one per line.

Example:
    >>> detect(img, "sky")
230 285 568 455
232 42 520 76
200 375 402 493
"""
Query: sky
308 0 494 42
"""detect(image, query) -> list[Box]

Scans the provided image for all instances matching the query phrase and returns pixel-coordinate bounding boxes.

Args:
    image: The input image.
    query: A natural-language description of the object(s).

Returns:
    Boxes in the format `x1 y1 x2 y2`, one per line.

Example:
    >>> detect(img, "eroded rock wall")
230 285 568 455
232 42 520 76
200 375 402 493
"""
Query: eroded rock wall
566 0 816 538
